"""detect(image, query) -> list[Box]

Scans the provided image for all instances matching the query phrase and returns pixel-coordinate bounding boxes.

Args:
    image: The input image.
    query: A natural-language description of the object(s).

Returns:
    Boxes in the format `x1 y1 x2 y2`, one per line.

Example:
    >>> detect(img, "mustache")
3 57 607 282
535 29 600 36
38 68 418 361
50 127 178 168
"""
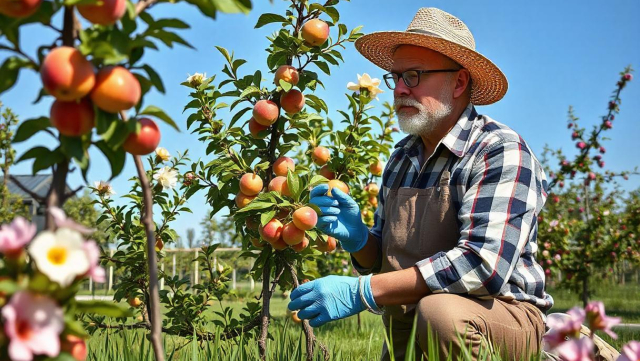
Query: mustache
394 97 424 111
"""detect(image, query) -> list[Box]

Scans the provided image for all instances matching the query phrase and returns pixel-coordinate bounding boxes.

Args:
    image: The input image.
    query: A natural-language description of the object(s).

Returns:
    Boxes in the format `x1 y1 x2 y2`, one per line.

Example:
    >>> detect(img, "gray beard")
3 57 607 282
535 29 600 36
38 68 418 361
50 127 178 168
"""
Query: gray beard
395 89 453 136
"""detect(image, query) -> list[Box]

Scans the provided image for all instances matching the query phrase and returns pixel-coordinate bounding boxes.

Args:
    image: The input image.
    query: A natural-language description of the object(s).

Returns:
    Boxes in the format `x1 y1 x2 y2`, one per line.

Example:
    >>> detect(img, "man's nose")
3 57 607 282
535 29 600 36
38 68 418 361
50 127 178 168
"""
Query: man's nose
393 78 411 98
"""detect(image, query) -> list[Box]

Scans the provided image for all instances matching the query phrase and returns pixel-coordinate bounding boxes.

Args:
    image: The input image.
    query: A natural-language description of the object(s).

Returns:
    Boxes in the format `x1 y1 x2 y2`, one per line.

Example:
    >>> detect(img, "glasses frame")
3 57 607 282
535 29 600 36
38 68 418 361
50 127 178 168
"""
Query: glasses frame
383 69 460 89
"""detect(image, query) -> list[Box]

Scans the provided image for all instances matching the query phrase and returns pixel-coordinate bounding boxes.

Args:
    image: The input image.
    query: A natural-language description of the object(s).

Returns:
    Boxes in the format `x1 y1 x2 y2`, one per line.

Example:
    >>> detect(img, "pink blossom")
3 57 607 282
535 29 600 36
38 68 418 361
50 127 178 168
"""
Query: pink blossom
554 254 562 261
623 73 633 81
0 217 36 257
618 341 640 361
604 121 613 129
585 301 620 338
576 142 587 150
49 207 95 235
544 308 585 349
556 337 594 361
83 240 106 283
2 291 64 361
550 220 559 228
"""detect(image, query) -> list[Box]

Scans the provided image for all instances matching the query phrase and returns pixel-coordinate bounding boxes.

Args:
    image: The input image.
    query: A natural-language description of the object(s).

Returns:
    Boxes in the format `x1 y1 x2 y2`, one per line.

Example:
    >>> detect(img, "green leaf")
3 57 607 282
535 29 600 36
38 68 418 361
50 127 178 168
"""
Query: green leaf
0 56 34 95
314 61 331 75
142 64 165 93
95 140 126 180
76 300 133 318
230 107 251 129
279 79 292 92
260 209 276 226
215 46 232 64
324 6 339 23
254 13 288 28
33 148 65 173
286 170 301 202
140 105 180 131
153 18 190 29
239 86 261 100
17 146 51 163
95 108 120 136
12 117 50 143
0 279 18 295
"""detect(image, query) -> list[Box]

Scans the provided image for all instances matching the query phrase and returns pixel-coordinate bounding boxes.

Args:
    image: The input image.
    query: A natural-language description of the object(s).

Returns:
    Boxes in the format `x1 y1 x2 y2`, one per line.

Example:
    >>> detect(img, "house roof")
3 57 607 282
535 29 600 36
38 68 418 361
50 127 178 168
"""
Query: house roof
1 174 55 200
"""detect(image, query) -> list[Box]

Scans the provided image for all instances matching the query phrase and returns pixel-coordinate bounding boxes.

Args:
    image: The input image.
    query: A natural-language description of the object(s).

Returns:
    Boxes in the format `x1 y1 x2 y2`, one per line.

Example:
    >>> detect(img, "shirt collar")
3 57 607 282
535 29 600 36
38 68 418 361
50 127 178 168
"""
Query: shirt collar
395 103 478 158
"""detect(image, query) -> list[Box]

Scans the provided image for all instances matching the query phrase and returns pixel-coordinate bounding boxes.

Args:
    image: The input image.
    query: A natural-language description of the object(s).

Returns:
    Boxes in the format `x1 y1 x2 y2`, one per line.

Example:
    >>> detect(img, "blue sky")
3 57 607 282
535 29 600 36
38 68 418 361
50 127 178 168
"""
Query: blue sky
1 0 639 245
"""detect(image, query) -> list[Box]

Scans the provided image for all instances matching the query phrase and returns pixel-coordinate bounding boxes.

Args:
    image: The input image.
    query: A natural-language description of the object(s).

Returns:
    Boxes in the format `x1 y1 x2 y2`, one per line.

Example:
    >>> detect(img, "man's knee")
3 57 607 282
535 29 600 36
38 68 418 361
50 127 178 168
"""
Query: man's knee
415 294 486 346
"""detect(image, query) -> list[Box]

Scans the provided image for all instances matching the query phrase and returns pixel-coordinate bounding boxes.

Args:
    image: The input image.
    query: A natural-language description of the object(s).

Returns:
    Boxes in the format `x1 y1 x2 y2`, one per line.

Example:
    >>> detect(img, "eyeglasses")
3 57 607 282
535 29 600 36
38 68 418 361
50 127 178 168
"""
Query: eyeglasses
383 69 460 89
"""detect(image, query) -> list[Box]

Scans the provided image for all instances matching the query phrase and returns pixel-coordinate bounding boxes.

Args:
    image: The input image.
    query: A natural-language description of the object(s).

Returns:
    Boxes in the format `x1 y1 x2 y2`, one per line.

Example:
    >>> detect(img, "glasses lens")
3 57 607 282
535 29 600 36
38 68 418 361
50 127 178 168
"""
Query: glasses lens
403 70 419 87
383 74 396 89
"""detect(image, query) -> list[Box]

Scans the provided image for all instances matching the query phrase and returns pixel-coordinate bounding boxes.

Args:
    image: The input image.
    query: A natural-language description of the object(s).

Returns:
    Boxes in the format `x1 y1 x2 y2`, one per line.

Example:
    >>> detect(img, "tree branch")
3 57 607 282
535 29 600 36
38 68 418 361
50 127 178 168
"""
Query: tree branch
135 0 157 16
8 175 46 203
63 185 83 201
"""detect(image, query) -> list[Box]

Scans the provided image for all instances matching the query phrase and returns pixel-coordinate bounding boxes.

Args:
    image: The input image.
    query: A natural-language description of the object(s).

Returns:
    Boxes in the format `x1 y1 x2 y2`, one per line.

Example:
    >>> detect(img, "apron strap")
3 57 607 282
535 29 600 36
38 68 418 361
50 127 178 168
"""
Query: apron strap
390 155 412 190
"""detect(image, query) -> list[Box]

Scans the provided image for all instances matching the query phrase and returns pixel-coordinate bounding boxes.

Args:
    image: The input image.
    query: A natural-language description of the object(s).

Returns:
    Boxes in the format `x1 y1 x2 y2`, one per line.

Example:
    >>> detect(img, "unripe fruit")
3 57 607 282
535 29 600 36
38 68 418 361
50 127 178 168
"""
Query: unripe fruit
123 118 161 155
0 0 41 17
273 157 295 177
271 237 288 250
253 100 279 126
77 0 126 25
274 65 299 86
316 236 337 253
312 146 330 166
292 310 302 323
327 179 349 196
259 219 283 244
50 98 95 137
292 206 318 231
301 19 329 47
282 222 305 246
155 238 164 251
128 297 142 307
292 236 309 252
41 47 95 101
268 176 291 197
239 173 263 196
365 183 379 196
370 159 384 176
61 335 87 361
249 118 269 139
91 66 141 113
318 165 335 180
280 89 305 114
235 193 255 208
250 237 265 248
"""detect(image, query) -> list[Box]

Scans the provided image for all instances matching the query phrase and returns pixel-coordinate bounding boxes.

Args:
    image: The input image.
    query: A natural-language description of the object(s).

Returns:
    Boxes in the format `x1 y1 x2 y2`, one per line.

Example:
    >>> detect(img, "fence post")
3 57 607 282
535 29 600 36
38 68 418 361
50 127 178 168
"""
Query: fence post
108 248 114 291
250 259 255 292
89 277 93 296
172 253 176 278
160 262 165 290
232 268 236 290
194 249 199 285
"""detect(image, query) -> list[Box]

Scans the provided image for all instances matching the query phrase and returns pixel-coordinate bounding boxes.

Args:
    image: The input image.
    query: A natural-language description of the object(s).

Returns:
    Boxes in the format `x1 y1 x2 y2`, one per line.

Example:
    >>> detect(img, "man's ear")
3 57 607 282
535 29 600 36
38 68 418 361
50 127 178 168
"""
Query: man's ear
453 69 471 99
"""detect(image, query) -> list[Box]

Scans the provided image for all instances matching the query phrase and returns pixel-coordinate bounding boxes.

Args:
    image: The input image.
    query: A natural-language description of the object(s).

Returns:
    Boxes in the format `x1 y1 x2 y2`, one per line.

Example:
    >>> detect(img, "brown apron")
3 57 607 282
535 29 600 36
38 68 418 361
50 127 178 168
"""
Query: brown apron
380 156 460 361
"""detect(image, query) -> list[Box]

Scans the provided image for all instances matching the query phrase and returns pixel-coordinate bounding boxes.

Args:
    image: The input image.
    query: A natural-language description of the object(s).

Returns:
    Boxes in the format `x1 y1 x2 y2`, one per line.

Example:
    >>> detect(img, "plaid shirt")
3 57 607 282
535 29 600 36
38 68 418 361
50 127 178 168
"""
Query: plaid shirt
355 104 554 312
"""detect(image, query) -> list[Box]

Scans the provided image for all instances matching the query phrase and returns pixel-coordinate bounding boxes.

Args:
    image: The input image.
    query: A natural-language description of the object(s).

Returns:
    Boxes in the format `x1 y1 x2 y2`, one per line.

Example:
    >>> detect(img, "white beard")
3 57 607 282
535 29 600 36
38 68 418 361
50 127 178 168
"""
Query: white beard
395 86 453 136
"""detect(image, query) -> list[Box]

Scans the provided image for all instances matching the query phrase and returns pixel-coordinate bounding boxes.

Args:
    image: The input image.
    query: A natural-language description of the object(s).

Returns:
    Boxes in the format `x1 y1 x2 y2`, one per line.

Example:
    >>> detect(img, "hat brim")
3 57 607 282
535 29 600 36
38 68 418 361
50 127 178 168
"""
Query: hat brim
355 31 508 105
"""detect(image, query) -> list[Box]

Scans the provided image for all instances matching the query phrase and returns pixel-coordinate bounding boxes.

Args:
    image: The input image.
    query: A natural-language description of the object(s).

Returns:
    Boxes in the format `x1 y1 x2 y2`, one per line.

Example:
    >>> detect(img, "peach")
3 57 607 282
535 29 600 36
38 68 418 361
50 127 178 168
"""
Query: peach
327 179 349 196
49 98 95 137
253 99 279 126
235 193 255 209
291 236 309 252
312 146 330 166
280 89 305 114
250 237 265 248
370 159 384 176
268 176 291 197
239 173 263 196
77 0 126 25
155 238 164 251
41 46 95 101
61 335 87 361
128 297 142 307
249 118 269 139
91 66 141 113
273 156 295 177
365 183 379 196
369 196 378 208
274 65 299 86
0 0 41 17
282 222 305 246
271 237 288 250
318 165 335 180
123 118 160 155
316 236 337 253
259 219 283 244
292 206 318 231
301 19 329 47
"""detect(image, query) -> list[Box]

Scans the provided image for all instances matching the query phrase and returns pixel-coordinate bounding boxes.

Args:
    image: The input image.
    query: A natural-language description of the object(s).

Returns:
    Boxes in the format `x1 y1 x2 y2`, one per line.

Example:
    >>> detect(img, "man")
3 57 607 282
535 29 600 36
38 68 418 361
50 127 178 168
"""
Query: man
288 7 553 360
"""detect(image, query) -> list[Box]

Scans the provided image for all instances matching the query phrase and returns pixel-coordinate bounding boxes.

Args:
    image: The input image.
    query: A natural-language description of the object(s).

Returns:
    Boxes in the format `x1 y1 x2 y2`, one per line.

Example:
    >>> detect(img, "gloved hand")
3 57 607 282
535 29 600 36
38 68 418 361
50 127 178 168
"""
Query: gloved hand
288 275 379 327
309 184 369 253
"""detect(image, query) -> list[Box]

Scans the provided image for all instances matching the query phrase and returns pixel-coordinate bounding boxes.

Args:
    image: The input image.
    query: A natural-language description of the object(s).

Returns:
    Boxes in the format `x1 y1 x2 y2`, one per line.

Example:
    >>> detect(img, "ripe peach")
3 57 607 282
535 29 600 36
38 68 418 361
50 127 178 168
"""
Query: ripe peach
273 156 295 177
41 46 95 101
301 19 329 47
0 0 41 17
369 196 378 208
327 179 349 196
249 118 269 139
370 159 384 176
365 183 379 196
123 118 160 155
91 66 141 113
250 237 265 248
280 89 305 114
312 146 330 166
292 206 318 231
274 65 299 86
239 173 263 196
128 297 142 307
253 100 279 126
77 0 125 25
268 176 291 197
271 237 288 250
61 335 87 361
259 219 283 244
316 236 337 253
282 222 305 246
318 165 335 180
235 193 255 209
50 98 95 137
291 310 302 323
291 236 309 252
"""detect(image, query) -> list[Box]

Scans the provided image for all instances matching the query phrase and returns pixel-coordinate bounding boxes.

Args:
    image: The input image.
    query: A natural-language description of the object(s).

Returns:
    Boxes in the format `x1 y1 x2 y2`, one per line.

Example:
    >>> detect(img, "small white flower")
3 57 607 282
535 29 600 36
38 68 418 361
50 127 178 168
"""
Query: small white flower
155 147 171 162
93 181 116 198
28 228 90 287
346 73 384 100
186 72 206 87
153 166 178 190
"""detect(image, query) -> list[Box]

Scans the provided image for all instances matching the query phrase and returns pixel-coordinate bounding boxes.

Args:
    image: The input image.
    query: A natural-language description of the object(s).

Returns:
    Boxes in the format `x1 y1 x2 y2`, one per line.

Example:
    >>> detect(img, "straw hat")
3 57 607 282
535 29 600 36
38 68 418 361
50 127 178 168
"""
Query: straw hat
355 7 508 105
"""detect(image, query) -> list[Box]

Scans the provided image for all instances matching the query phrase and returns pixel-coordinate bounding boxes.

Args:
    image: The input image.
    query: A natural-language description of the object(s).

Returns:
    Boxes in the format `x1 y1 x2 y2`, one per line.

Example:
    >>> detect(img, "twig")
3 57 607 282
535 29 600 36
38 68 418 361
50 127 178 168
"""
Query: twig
8 175 46 203
135 0 157 16
63 185 83 201
0 45 39 69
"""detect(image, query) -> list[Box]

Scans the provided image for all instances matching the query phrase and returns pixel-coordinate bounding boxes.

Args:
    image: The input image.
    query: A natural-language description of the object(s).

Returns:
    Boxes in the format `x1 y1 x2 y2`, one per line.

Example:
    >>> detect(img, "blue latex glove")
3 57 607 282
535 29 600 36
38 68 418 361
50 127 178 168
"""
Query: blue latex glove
309 184 369 253
288 275 379 327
